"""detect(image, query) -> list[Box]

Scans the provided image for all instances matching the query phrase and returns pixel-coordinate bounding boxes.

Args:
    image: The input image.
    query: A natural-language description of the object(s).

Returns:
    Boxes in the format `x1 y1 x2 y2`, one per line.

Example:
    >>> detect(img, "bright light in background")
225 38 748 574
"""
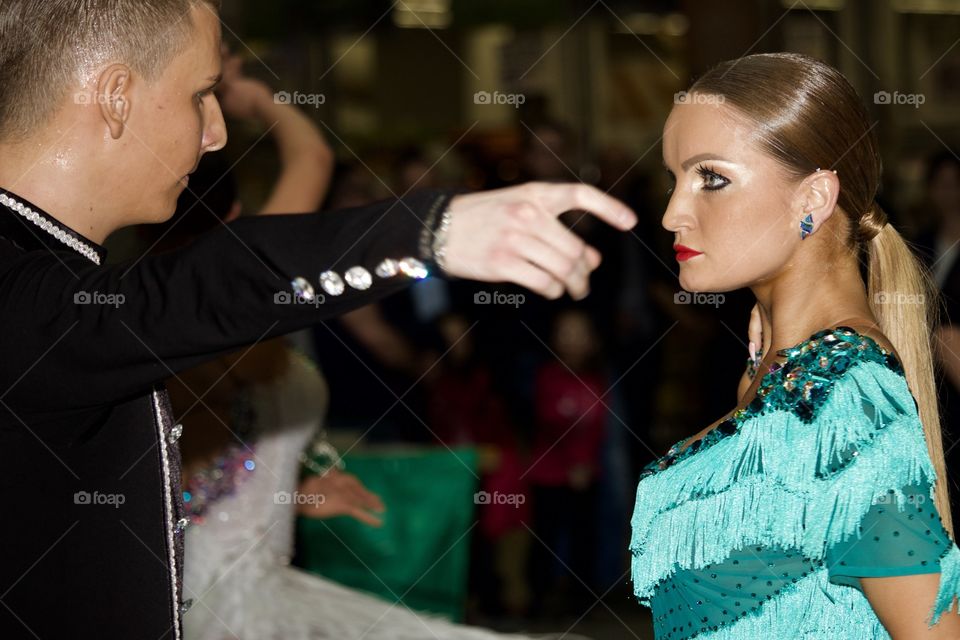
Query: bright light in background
613 12 689 37
891 0 960 14
780 0 845 9
394 0 453 29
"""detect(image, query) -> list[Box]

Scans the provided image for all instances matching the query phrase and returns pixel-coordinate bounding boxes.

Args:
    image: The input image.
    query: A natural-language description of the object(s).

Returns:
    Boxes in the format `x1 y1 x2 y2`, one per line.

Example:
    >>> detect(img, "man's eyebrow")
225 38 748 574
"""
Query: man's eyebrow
205 73 223 86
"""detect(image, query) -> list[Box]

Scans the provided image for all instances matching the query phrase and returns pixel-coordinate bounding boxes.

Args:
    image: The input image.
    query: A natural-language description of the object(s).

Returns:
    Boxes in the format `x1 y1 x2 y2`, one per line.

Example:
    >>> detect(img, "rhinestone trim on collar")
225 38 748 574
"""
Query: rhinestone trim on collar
0 192 102 265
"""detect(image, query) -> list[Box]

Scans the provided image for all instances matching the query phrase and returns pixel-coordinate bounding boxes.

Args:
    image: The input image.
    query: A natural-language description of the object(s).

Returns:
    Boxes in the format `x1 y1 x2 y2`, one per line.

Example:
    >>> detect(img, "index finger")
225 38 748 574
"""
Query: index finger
534 183 637 230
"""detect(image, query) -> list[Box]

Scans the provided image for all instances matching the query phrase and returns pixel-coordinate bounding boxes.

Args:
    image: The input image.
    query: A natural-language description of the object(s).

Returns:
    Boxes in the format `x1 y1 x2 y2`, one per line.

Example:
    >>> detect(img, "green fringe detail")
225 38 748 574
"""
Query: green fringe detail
631 360 940 602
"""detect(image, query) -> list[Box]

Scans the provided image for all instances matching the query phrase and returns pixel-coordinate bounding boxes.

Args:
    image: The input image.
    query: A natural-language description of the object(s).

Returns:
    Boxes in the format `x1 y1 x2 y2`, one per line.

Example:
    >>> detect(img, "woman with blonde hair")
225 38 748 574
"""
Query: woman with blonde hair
630 52 960 638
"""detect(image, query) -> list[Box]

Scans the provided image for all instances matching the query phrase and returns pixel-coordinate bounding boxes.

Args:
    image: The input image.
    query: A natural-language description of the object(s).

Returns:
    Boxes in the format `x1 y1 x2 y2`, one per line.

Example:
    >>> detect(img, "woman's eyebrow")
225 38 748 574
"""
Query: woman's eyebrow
680 152 728 170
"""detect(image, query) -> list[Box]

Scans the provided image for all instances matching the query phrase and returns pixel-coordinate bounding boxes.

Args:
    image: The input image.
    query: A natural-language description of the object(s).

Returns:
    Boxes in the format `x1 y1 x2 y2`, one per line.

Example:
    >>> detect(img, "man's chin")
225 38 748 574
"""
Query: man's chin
147 195 180 224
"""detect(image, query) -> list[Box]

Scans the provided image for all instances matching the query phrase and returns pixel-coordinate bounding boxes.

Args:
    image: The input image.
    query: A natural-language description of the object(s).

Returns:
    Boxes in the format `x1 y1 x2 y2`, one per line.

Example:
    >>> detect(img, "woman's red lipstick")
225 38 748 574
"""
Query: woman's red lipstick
674 244 703 262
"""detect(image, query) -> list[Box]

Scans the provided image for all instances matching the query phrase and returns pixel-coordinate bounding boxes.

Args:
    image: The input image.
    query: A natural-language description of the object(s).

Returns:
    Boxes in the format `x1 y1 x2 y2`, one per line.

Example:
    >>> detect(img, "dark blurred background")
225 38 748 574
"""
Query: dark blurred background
110 1 960 637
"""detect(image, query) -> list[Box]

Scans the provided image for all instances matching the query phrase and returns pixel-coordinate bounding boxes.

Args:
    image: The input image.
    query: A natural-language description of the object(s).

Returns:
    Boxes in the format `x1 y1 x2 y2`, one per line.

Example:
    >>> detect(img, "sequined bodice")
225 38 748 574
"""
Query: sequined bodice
182 393 258 523
641 325 903 480
183 351 329 601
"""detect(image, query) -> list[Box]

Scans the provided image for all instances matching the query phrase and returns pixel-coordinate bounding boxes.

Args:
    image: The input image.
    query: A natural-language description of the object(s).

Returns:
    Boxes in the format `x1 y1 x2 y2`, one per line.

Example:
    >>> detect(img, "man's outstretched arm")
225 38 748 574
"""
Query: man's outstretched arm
0 182 635 413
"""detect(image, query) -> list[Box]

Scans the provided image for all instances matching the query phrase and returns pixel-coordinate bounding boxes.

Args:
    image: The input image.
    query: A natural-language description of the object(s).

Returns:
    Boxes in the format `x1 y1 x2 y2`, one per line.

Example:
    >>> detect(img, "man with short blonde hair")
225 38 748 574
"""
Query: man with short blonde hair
0 2 635 637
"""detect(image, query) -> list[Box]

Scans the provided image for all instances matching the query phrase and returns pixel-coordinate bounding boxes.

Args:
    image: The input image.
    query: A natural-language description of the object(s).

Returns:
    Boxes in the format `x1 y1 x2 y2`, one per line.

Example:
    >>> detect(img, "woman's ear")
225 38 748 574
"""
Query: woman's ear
795 168 840 237
96 64 133 140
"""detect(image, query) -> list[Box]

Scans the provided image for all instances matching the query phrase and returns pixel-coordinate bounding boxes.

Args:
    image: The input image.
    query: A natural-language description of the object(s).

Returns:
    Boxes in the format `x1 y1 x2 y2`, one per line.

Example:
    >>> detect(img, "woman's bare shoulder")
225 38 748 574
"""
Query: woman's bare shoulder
839 322 899 358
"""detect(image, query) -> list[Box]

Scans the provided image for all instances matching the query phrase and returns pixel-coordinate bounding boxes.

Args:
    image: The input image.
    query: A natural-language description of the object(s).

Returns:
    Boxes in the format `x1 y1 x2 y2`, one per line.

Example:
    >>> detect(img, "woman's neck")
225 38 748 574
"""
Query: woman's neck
751 255 875 358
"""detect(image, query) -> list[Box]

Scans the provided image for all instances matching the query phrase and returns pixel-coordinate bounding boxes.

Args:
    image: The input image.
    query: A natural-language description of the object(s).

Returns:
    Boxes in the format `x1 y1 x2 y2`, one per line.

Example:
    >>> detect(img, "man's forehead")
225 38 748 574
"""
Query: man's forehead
193 15 222 78
207 35 222 75
207 20 223 72
189 2 222 47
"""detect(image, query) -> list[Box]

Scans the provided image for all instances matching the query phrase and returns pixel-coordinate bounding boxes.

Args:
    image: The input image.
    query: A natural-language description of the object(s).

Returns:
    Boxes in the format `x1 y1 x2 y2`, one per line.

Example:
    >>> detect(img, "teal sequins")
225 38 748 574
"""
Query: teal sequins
640 326 902 481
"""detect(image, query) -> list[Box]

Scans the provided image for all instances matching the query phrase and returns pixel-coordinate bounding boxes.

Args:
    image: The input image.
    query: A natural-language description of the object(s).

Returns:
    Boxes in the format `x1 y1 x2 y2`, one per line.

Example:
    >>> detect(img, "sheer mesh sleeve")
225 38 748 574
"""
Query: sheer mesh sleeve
822 371 955 591
826 481 952 590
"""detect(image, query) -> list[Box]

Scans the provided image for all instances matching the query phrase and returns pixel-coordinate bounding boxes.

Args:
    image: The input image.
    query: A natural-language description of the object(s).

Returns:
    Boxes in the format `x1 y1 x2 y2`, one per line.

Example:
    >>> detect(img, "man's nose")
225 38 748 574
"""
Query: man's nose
202 97 228 153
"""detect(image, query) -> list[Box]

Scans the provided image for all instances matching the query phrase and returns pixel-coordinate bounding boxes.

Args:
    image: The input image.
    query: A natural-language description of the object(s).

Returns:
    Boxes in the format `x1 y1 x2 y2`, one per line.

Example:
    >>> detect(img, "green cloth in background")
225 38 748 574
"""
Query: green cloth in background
293 447 479 621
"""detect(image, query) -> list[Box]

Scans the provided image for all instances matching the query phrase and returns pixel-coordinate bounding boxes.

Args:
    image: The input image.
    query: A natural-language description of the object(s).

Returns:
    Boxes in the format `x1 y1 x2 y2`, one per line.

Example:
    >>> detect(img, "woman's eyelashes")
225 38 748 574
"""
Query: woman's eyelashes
696 164 730 191
663 164 730 196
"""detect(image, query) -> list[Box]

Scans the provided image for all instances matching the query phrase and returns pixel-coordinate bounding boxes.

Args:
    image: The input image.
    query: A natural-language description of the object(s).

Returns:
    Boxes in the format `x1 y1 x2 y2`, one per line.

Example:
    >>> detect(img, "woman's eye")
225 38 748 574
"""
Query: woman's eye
697 165 730 191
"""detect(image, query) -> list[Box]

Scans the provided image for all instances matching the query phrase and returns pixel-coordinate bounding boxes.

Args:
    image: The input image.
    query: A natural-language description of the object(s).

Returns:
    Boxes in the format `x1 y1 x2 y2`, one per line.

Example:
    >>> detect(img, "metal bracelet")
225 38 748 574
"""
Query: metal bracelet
430 205 453 274
299 439 345 476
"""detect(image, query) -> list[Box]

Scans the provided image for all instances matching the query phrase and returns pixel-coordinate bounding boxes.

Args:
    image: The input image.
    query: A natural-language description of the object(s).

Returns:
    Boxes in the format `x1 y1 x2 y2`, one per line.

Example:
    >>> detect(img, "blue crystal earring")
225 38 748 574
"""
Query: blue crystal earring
799 213 814 240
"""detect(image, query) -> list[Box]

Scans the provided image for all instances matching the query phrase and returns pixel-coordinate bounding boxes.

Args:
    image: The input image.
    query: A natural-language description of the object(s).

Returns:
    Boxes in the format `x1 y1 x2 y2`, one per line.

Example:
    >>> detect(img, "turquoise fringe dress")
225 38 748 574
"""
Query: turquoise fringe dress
629 326 960 639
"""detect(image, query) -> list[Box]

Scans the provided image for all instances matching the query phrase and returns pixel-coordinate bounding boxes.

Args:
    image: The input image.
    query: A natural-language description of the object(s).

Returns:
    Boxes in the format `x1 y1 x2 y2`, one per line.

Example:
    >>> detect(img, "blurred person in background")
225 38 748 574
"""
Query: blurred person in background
157 56 538 639
527 308 609 618
428 312 533 622
312 148 453 445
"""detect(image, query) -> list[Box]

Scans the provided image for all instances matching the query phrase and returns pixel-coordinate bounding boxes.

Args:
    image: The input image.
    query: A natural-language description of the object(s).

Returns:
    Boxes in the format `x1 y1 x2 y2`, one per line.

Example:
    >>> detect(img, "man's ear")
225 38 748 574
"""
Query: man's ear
796 168 840 236
96 64 132 140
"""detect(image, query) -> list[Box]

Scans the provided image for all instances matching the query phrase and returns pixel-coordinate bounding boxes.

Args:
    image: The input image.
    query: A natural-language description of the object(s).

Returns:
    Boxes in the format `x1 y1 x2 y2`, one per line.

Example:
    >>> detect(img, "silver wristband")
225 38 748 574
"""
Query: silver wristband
299 439 345 476
430 205 453 274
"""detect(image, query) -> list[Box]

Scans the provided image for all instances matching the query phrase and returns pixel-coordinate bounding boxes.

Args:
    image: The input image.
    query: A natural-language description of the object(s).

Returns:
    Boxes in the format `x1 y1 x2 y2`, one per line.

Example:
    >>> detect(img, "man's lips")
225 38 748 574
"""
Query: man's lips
180 163 199 186
182 160 200 184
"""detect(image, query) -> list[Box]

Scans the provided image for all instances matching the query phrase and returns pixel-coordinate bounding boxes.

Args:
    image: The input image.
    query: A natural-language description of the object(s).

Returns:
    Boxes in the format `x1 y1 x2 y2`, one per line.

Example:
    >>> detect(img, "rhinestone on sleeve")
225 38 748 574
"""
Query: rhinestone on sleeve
319 270 345 296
